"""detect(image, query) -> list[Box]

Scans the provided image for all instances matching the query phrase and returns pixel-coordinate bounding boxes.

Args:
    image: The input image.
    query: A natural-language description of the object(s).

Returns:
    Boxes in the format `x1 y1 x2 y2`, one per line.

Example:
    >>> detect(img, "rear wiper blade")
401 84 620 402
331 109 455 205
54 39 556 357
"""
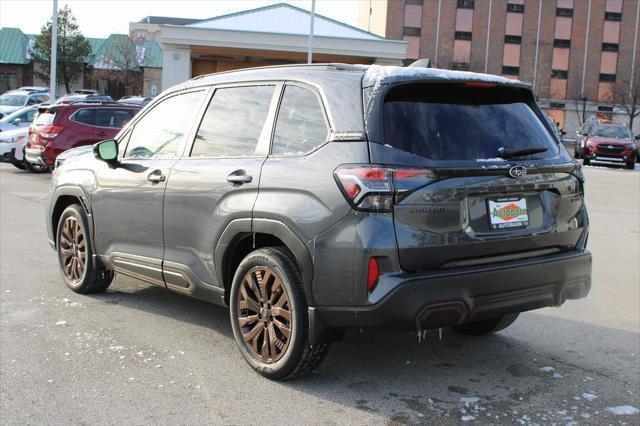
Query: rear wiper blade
497 147 548 159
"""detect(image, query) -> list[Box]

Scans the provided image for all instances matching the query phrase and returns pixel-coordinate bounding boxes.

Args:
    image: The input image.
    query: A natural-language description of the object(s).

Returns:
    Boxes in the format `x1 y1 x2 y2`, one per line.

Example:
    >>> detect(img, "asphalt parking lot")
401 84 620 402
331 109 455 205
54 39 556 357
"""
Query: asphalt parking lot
1 162 638 425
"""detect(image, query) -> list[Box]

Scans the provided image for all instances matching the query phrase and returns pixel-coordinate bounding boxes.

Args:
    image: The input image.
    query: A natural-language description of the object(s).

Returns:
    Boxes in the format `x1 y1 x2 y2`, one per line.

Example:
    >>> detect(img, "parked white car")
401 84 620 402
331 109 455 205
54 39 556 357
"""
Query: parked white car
0 126 29 169
0 90 50 118
0 105 40 132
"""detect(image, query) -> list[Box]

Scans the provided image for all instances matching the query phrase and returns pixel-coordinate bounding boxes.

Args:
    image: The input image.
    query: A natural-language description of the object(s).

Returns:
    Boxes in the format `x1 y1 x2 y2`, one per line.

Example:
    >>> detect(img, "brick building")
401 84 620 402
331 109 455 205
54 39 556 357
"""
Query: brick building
359 0 640 133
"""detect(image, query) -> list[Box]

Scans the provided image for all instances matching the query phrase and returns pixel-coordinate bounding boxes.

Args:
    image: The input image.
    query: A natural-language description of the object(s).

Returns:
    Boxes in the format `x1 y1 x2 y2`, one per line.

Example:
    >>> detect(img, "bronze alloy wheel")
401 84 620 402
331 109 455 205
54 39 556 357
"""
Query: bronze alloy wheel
237 266 292 363
58 216 86 283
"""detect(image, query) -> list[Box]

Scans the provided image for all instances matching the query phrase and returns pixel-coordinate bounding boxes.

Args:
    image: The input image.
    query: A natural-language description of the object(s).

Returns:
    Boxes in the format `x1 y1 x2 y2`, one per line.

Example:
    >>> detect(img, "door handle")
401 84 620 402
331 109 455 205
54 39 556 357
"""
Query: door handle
226 170 252 185
147 170 166 183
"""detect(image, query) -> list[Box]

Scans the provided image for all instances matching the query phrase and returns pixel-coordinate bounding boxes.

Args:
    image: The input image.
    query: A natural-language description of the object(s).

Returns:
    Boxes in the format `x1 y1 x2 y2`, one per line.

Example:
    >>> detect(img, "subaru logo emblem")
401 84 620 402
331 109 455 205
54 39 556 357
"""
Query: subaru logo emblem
608 145 614 149
509 166 527 178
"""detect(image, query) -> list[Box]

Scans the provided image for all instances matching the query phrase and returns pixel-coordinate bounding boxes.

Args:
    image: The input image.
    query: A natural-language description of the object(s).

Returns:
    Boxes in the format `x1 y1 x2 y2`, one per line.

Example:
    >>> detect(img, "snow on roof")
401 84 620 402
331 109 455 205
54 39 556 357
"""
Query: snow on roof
363 65 527 88
184 3 385 41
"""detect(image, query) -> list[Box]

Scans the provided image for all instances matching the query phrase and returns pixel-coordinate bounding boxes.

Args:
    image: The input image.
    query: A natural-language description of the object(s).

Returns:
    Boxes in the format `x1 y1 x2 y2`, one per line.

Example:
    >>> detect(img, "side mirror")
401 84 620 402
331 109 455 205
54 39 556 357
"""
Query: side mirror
11 118 22 126
635 135 640 140
94 139 118 167
561 130 566 135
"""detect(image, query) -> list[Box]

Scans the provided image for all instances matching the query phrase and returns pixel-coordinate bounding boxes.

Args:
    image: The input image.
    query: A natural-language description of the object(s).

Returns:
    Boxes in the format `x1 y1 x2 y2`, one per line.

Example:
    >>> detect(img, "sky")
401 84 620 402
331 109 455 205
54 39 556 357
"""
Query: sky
0 0 361 38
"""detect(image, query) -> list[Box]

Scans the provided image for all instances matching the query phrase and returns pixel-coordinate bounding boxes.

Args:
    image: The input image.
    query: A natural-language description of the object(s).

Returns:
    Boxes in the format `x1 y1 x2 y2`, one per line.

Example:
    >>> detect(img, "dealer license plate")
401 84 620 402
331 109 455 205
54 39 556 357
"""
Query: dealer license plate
488 198 529 230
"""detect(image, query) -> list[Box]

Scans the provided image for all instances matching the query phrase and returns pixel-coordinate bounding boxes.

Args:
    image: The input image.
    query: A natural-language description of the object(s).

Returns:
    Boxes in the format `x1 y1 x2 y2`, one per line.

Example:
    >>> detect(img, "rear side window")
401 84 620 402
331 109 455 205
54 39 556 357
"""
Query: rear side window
383 84 558 162
272 85 329 155
71 109 96 125
96 108 136 128
191 85 274 157
124 90 205 159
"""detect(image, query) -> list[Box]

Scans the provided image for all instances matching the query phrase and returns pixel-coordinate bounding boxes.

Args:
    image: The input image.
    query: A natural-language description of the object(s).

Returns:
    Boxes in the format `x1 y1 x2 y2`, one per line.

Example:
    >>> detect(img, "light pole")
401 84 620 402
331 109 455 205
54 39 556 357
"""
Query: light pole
581 96 588 124
307 0 315 64
49 0 58 99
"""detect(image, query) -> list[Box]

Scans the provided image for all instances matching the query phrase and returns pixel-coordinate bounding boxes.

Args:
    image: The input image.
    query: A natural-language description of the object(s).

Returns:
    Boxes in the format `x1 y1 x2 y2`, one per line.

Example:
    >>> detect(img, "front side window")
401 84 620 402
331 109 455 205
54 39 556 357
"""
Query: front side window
191 85 274 157
272 85 329 156
383 83 559 162
125 90 205 159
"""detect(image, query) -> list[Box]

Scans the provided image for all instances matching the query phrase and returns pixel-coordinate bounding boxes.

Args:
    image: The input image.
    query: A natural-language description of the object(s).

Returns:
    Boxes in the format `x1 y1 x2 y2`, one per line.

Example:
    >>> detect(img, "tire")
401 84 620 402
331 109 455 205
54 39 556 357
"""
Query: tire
626 161 636 170
11 160 25 170
583 157 591 166
229 247 329 380
453 313 520 336
56 204 113 293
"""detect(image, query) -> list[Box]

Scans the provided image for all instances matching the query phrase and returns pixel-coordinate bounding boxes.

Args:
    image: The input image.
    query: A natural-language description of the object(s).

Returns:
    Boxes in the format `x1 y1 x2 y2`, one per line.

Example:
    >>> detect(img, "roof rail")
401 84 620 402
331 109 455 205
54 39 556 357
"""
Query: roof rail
190 62 368 81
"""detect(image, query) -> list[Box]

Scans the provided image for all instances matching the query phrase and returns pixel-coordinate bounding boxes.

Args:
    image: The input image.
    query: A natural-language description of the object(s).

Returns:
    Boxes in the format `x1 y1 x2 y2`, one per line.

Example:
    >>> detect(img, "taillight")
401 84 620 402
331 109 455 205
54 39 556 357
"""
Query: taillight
41 125 64 139
367 257 380 293
334 165 436 212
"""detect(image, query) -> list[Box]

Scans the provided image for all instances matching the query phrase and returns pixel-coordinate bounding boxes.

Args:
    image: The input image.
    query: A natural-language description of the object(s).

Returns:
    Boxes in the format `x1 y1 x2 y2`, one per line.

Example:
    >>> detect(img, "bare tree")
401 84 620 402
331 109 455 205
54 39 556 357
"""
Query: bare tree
93 35 143 96
614 75 640 132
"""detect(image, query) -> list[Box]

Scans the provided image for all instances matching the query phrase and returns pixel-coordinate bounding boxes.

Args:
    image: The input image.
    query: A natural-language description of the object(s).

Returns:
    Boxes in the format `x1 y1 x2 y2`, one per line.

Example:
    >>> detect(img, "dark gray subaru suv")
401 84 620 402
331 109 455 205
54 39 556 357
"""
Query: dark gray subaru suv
47 63 591 379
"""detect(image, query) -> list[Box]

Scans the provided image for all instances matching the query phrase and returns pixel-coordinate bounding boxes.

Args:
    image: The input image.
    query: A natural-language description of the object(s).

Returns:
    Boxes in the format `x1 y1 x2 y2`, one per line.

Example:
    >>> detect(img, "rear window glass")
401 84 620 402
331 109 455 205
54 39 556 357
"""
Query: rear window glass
33 110 56 126
383 84 558 162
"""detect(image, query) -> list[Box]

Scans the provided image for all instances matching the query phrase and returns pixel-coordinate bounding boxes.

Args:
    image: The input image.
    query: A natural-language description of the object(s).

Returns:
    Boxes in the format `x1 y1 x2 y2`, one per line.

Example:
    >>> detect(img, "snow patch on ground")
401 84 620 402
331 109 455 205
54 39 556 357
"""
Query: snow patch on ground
538 366 555 372
581 392 598 401
607 405 639 415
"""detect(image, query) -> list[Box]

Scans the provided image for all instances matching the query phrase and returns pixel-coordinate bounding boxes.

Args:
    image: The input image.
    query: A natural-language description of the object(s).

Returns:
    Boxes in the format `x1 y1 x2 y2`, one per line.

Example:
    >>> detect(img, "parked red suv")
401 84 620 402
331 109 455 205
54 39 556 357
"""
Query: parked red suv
583 123 638 169
24 102 141 172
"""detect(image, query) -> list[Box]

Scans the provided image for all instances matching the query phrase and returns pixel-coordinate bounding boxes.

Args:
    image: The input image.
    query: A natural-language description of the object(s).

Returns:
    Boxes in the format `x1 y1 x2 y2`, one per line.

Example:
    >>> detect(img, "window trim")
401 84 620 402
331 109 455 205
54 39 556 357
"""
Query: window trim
268 82 332 158
120 87 209 161
69 107 138 129
182 82 281 160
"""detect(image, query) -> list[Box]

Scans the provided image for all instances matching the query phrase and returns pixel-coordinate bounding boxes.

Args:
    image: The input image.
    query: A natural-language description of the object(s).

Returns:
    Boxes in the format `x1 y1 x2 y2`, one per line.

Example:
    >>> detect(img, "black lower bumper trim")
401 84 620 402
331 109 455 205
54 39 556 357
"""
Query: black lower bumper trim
316 250 592 331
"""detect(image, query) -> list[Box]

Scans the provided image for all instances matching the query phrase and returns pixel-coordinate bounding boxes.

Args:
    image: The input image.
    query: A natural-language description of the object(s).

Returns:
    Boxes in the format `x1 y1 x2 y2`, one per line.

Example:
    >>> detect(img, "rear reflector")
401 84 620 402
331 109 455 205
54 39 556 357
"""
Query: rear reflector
367 257 380 293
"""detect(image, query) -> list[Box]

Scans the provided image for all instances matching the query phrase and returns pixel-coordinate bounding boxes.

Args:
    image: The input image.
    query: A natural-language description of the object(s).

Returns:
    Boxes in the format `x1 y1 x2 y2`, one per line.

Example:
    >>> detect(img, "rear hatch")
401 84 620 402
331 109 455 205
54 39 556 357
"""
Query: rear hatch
28 106 61 148
367 81 587 272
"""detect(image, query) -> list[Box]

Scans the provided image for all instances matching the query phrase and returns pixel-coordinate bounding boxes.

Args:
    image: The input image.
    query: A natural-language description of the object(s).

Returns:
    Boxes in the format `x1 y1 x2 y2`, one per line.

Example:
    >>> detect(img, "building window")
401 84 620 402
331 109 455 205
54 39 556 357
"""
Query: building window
404 36 421 59
554 39 571 48
605 0 623 13
550 102 566 109
600 51 618 74
556 8 573 17
552 48 570 70
502 66 519 75
598 82 615 103
453 39 472 63
455 31 472 40
455 8 473 32
603 21 621 44
554 17 573 40
404 3 423 28
598 105 613 112
503 44 520 67
507 3 524 13
406 0 423 4
452 62 471 70
550 79 568 99
604 12 622 21
505 12 523 35
403 27 421 36
457 0 474 9
602 43 619 52
551 69 569 79
505 35 522 44
599 74 616 82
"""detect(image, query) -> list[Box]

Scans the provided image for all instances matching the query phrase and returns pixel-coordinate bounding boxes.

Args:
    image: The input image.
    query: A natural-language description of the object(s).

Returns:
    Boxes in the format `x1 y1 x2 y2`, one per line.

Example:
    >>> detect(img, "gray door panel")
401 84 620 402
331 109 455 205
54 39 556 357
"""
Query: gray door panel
162 158 265 287
92 158 177 262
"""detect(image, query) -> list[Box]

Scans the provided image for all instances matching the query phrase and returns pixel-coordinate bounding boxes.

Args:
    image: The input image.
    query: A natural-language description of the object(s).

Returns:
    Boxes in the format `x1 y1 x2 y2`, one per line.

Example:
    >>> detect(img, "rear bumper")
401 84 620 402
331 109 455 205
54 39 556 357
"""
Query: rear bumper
24 147 52 166
315 249 592 331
